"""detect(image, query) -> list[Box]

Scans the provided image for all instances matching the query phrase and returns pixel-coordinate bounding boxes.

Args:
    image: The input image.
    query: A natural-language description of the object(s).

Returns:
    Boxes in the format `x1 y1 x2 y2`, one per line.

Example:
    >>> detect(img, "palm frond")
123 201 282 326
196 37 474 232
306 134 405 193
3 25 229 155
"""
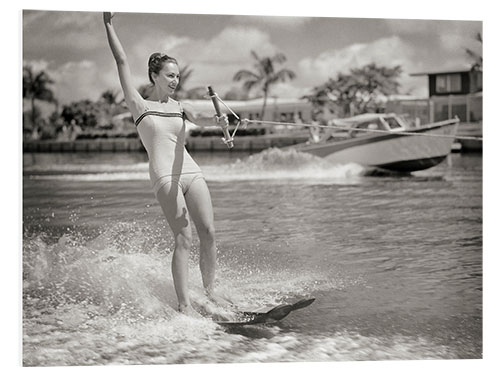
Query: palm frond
233 70 260 82
233 51 296 117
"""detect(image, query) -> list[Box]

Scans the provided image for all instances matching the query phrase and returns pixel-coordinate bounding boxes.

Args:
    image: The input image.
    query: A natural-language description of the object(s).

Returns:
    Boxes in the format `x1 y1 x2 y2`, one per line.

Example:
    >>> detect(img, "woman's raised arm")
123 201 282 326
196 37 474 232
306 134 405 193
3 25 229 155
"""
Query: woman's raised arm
103 12 146 119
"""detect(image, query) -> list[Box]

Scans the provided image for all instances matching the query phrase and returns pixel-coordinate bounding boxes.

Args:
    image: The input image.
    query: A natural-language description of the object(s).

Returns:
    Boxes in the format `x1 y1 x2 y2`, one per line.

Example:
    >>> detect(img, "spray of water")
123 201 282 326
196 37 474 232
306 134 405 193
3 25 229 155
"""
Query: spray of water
25 148 367 183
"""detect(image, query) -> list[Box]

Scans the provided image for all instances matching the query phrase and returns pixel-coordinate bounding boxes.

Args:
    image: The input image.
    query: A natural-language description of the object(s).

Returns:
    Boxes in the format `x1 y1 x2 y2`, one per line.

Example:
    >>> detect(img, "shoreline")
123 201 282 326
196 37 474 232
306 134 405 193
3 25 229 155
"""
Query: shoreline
22 123 482 153
22 134 310 153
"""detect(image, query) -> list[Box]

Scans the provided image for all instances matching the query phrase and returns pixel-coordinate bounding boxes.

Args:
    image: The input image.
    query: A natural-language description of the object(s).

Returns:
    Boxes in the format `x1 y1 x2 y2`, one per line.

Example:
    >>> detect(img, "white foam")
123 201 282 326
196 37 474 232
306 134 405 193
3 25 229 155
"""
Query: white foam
23 228 458 366
204 148 366 182
28 172 150 181
23 223 344 318
24 149 366 183
24 162 149 173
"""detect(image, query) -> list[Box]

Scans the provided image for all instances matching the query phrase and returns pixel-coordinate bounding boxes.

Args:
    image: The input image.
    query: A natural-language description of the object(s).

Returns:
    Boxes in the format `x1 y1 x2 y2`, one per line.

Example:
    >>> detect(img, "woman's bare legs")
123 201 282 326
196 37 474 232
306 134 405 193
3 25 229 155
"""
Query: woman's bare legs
184 178 217 295
156 181 197 314
185 178 231 307
156 177 228 314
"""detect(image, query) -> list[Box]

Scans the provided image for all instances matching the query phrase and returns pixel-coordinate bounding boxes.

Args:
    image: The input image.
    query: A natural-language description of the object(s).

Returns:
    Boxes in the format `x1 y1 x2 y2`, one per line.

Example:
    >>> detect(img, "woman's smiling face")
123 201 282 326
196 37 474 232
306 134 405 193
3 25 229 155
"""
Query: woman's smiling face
152 62 180 97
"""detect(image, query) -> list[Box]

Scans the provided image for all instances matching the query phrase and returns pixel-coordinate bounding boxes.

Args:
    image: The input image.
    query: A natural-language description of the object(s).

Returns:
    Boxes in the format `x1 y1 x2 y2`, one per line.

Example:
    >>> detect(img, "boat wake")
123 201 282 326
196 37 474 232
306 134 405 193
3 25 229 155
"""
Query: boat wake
25 148 367 183
206 148 367 183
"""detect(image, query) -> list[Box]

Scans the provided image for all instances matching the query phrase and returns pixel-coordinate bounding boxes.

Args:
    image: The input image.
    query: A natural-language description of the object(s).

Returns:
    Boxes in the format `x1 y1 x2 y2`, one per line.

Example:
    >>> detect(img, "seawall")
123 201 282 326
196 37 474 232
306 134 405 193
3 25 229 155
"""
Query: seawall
23 135 310 153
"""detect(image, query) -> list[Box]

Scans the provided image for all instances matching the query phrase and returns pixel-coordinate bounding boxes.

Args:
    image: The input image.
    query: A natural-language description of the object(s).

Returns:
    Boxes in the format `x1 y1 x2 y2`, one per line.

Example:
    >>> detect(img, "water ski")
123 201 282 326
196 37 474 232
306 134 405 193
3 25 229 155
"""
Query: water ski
214 298 315 326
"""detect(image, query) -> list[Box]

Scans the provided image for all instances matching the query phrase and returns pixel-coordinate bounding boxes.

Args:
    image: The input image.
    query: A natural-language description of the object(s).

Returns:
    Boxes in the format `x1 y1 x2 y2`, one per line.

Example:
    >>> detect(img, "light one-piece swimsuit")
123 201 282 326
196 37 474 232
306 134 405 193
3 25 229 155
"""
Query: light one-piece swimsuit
135 101 203 195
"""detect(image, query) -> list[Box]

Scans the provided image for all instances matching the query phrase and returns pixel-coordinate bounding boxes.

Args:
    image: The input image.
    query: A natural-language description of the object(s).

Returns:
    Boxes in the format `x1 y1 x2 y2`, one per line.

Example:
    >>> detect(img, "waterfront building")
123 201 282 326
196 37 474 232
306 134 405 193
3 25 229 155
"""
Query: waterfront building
387 67 482 125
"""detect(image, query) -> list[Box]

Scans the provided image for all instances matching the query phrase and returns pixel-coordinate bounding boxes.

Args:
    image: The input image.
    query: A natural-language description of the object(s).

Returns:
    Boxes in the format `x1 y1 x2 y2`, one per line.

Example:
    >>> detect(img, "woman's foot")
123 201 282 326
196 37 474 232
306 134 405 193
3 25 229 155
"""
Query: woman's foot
178 304 203 318
206 290 233 308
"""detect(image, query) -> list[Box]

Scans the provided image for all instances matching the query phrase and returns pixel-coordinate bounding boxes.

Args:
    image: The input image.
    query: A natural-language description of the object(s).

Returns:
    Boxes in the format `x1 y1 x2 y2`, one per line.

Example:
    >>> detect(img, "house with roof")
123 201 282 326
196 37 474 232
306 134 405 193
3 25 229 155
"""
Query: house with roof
387 67 482 125
386 67 482 151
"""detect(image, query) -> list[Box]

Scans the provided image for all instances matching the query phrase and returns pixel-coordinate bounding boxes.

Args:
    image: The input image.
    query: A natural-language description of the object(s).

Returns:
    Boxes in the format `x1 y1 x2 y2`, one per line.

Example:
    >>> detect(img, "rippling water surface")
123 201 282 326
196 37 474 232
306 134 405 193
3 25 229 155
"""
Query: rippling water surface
22 149 482 366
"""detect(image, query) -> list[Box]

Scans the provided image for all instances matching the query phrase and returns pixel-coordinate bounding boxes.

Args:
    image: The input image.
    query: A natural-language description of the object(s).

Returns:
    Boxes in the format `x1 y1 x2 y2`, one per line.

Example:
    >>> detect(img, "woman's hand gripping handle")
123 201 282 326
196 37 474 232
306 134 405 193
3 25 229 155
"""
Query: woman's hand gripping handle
207 86 234 149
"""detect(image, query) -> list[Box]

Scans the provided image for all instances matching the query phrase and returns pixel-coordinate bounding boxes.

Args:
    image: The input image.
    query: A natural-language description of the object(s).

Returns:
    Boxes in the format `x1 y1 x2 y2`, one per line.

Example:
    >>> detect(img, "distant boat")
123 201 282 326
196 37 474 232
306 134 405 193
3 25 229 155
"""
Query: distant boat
288 113 459 173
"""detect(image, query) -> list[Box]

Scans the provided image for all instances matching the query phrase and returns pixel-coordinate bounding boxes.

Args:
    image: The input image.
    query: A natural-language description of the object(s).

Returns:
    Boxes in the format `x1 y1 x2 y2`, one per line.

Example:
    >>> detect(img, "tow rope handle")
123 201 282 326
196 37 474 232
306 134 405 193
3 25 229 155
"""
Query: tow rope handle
207 86 234 149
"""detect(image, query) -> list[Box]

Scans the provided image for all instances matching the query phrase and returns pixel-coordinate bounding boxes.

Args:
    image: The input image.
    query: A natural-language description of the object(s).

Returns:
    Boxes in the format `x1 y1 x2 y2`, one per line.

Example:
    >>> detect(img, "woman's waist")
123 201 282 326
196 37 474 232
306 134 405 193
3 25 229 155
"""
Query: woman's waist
142 138 187 152
148 158 201 176
150 170 203 179
148 151 198 165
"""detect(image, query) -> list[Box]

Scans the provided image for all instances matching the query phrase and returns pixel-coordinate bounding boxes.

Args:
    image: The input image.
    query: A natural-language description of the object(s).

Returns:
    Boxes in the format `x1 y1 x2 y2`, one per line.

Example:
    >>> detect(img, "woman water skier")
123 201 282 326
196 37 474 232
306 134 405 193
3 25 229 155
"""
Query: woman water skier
103 12 229 316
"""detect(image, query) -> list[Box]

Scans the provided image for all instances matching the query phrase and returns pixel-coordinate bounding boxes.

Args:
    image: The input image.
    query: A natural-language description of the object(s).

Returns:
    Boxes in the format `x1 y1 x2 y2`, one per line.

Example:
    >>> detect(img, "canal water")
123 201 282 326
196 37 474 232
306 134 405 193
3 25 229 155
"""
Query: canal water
22 149 482 366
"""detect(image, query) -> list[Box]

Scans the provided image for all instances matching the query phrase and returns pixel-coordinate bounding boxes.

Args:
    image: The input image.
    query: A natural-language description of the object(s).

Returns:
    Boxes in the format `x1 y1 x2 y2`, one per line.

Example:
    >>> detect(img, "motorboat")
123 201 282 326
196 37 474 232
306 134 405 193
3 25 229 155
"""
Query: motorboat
288 113 459 172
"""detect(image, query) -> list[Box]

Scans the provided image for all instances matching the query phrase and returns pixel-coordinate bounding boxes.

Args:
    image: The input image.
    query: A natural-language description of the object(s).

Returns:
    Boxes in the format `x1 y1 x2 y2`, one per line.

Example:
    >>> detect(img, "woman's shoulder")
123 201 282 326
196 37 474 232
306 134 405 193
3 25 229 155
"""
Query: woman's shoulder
179 100 195 112
142 98 185 114
142 99 166 112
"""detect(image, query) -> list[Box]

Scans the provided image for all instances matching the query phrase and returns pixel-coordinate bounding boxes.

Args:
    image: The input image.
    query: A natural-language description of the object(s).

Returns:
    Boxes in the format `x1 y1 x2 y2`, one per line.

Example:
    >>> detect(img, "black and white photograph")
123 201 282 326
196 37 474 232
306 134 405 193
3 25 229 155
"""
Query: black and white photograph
12 0 499 372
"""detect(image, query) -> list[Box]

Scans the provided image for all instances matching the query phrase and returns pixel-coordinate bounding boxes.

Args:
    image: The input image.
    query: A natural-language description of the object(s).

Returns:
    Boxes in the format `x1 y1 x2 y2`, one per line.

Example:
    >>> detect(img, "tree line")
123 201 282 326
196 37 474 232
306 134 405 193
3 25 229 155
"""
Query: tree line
23 34 482 140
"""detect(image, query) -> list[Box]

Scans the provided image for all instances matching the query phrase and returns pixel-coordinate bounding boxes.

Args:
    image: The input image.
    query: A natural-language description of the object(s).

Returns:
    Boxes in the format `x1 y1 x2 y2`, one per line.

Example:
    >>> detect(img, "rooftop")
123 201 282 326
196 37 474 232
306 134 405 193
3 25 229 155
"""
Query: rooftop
410 65 474 77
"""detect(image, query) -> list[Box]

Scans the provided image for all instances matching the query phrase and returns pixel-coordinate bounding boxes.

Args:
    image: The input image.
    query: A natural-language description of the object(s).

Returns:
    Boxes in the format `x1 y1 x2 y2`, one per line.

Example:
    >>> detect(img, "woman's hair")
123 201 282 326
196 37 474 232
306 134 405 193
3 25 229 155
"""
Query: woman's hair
148 53 178 84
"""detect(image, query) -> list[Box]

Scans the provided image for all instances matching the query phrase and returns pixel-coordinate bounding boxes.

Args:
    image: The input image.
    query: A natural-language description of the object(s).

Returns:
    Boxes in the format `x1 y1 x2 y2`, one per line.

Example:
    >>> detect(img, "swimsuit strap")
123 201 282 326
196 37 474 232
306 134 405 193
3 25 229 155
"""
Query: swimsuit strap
135 110 183 126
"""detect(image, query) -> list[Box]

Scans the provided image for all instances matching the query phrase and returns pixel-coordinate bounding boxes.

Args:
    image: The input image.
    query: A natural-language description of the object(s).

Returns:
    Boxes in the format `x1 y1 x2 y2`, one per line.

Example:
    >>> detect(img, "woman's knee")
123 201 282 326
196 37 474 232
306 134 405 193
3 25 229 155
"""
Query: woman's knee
175 231 193 251
198 223 216 243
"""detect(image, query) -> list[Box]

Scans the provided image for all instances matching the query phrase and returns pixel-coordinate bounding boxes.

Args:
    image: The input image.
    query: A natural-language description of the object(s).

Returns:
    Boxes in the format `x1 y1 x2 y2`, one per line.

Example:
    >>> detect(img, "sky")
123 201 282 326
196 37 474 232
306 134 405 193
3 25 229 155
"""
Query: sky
22 5 482 105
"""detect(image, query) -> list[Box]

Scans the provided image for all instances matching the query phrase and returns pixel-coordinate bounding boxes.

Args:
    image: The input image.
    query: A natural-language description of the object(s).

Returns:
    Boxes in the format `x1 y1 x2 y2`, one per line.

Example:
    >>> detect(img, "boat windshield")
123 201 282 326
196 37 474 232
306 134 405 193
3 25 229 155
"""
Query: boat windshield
350 119 384 137
384 116 404 129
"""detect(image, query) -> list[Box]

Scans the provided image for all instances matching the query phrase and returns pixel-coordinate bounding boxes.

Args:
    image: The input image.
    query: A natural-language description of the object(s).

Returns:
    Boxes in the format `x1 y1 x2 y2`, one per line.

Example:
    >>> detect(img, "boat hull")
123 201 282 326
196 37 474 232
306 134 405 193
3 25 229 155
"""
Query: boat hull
375 155 447 172
292 119 459 172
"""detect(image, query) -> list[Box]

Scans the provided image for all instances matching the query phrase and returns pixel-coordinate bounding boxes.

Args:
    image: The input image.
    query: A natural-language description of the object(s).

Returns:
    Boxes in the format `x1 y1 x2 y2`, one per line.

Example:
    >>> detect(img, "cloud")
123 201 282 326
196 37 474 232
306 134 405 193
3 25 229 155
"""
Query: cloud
128 25 277 67
24 24 282 103
185 26 278 64
53 61 107 103
50 11 99 30
439 32 482 57
385 19 481 54
24 59 117 104
297 36 431 96
230 14 312 29
167 26 280 93
129 34 193 68
23 10 49 27
439 33 467 51
23 59 50 72
384 19 438 35
23 21 272 103
23 10 106 52
298 36 416 81
384 18 481 37
127 25 279 84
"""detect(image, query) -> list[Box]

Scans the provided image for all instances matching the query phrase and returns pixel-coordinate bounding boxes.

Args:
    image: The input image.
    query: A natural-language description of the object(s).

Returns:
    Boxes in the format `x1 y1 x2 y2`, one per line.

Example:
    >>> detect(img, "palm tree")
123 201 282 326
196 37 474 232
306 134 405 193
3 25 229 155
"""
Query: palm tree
466 32 482 71
23 65 56 130
233 51 296 120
